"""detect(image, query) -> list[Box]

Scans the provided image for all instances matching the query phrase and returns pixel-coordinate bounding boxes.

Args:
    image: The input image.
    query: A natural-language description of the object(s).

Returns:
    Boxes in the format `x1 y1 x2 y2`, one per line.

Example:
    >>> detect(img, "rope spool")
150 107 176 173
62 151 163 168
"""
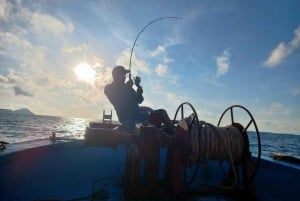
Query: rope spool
178 114 245 164
173 102 261 187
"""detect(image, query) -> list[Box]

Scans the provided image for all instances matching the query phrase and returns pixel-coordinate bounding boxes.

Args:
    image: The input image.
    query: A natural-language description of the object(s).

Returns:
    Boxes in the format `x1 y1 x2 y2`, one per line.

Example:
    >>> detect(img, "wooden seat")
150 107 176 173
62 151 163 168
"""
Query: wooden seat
103 110 112 124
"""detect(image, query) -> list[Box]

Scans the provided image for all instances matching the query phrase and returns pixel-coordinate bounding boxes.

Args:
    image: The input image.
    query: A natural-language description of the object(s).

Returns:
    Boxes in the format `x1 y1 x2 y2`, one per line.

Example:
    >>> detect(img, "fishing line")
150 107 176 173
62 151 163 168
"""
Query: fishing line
128 16 181 80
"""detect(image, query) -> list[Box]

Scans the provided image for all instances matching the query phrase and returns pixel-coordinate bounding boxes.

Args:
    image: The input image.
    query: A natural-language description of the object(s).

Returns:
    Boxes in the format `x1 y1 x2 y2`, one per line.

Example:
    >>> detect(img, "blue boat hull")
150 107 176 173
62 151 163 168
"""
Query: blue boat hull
0 139 299 201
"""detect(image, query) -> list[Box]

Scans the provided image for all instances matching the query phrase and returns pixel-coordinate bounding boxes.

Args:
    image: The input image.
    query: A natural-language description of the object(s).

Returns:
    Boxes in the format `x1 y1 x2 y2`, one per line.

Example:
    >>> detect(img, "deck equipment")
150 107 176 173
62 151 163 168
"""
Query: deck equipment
84 102 261 200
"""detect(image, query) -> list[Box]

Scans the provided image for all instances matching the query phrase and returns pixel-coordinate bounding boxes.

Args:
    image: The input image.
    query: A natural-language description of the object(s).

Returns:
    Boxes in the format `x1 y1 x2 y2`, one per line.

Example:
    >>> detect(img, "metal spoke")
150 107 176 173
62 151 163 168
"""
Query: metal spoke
217 105 261 184
172 102 201 184
230 107 234 123
243 119 253 133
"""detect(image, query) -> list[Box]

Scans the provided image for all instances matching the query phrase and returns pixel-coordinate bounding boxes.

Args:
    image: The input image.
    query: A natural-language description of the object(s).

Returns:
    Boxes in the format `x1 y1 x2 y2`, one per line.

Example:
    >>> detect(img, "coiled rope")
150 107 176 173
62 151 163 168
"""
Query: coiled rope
186 117 245 164
180 114 245 189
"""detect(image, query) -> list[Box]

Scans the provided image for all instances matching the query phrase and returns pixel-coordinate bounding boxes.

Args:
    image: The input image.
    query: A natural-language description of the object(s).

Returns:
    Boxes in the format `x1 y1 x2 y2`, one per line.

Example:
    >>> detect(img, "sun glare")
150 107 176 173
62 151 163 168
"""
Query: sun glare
74 62 96 84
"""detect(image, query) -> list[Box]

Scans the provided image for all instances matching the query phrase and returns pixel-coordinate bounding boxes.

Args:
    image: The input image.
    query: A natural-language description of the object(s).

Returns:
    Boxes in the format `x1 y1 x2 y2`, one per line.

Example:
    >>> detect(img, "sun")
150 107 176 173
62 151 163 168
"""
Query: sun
73 62 96 84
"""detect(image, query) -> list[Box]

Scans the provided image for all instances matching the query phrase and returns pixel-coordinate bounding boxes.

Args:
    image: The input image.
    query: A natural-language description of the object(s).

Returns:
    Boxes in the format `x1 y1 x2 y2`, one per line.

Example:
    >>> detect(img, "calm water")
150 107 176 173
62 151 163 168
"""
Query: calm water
0 113 299 158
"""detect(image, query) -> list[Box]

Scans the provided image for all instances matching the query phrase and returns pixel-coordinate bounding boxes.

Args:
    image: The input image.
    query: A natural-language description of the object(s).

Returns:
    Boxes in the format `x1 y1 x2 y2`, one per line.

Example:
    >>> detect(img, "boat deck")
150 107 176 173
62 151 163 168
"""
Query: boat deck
0 129 299 201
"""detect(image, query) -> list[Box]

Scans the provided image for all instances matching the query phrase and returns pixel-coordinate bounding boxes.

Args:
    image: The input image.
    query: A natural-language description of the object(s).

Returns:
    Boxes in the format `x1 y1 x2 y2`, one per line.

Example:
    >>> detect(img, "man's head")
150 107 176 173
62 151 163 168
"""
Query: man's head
112 66 129 83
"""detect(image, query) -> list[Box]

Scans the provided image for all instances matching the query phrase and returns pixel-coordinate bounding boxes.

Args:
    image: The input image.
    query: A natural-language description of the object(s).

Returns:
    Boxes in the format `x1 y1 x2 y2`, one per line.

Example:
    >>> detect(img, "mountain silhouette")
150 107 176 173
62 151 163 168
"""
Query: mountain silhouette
0 108 34 115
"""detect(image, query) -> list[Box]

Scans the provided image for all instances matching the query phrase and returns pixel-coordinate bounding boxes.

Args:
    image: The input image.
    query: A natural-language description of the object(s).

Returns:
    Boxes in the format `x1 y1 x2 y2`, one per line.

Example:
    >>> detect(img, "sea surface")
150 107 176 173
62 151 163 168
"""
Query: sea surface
0 113 299 159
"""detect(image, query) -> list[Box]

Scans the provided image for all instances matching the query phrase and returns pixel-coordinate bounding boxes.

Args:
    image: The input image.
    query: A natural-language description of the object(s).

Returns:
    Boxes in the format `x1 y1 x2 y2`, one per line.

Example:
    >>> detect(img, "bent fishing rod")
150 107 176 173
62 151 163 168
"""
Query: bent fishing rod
128 16 181 80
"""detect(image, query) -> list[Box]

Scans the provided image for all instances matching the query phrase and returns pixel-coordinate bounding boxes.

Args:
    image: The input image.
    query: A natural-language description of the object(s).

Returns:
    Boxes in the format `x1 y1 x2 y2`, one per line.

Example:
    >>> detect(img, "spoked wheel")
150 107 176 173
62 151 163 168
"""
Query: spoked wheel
217 105 261 183
173 102 201 185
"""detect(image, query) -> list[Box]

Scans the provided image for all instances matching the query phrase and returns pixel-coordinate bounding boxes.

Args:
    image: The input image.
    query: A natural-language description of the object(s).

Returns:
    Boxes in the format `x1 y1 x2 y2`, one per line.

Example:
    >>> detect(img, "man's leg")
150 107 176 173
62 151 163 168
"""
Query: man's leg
149 109 173 134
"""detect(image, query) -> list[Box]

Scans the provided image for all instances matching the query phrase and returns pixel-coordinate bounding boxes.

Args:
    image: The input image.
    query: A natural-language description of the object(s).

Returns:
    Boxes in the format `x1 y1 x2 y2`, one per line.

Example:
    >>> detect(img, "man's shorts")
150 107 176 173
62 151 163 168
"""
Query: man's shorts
122 111 150 132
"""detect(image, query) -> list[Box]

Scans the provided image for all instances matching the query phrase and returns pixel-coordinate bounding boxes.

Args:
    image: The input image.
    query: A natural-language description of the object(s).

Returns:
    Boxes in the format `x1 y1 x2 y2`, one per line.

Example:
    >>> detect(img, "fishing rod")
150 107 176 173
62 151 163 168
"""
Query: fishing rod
128 16 181 80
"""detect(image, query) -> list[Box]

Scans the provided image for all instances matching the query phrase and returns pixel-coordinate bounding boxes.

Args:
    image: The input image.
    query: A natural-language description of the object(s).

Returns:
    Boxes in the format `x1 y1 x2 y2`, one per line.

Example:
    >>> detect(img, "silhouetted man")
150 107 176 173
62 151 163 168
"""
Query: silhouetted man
104 66 173 133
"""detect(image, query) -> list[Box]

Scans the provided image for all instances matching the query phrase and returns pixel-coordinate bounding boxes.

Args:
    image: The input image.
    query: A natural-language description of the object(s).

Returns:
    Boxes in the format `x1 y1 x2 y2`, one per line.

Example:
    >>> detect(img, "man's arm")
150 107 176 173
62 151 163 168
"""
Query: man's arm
136 86 144 103
134 76 144 104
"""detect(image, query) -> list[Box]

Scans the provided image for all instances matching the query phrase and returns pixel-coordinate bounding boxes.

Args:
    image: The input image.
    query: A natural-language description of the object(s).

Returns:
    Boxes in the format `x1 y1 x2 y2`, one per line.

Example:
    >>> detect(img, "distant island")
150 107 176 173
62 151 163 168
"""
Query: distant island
0 108 35 115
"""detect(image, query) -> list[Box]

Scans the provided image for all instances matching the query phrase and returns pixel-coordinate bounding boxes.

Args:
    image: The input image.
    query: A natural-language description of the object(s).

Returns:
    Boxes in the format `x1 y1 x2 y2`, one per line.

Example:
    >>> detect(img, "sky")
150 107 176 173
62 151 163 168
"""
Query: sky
0 0 300 134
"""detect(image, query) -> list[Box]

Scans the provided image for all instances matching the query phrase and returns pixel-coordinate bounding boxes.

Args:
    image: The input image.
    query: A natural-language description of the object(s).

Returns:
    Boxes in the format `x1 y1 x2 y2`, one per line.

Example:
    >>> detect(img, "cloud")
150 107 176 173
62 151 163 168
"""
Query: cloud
14 85 34 97
150 45 166 57
72 88 94 103
263 43 291 67
0 69 22 85
63 43 89 53
30 12 74 36
116 49 151 75
257 116 300 135
0 0 74 38
263 25 300 67
155 64 168 77
0 1 77 91
0 0 13 20
0 1 74 78
0 69 40 97
0 32 33 57
0 74 9 84
216 49 230 77
150 45 174 64
145 84 188 115
262 102 291 116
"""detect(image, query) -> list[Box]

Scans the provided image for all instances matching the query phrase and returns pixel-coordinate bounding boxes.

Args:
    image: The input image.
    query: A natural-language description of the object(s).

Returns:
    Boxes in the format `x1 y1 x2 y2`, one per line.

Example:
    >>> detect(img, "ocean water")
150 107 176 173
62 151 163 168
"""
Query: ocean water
0 113 299 159
0 113 89 143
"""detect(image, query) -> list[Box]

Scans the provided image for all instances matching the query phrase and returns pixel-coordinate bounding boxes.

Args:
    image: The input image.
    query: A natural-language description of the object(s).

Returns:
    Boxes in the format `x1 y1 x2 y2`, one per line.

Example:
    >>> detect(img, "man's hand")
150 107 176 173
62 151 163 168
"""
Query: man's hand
134 76 141 87
125 79 134 87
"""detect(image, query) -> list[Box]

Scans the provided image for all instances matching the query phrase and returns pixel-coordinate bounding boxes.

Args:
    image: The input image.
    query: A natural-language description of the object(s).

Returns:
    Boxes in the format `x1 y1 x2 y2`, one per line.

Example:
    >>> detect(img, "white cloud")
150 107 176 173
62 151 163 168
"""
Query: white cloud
166 92 185 107
0 1 74 75
150 44 174 64
150 45 166 57
263 25 300 67
1 1 74 40
72 88 96 103
163 55 174 64
116 49 151 75
257 117 300 135
216 49 230 77
263 43 291 67
31 13 73 36
0 0 13 20
262 102 291 116
155 64 168 77
63 43 89 53
290 26 300 47
0 1 81 114
0 32 33 57
0 74 8 83
93 65 113 89
0 68 37 97
150 45 175 65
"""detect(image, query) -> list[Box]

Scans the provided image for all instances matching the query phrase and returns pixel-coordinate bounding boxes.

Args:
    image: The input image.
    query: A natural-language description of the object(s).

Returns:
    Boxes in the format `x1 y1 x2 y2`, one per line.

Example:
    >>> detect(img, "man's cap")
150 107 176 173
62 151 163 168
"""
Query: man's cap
112 66 130 77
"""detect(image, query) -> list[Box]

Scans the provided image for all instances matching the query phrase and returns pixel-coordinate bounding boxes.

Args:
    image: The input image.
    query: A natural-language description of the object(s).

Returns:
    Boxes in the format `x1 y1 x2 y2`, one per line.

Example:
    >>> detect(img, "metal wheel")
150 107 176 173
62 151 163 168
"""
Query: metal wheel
217 105 261 183
173 102 201 185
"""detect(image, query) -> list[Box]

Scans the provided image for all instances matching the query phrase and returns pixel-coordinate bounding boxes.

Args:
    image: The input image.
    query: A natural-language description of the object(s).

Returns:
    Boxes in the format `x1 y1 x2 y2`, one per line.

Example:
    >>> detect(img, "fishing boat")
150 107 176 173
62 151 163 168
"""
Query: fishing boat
0 103 299 201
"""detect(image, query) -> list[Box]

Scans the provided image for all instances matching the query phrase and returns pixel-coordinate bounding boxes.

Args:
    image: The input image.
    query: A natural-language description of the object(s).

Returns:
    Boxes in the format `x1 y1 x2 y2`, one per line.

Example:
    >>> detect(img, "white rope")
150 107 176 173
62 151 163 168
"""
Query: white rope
184 115 245 164
181 114 245 189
